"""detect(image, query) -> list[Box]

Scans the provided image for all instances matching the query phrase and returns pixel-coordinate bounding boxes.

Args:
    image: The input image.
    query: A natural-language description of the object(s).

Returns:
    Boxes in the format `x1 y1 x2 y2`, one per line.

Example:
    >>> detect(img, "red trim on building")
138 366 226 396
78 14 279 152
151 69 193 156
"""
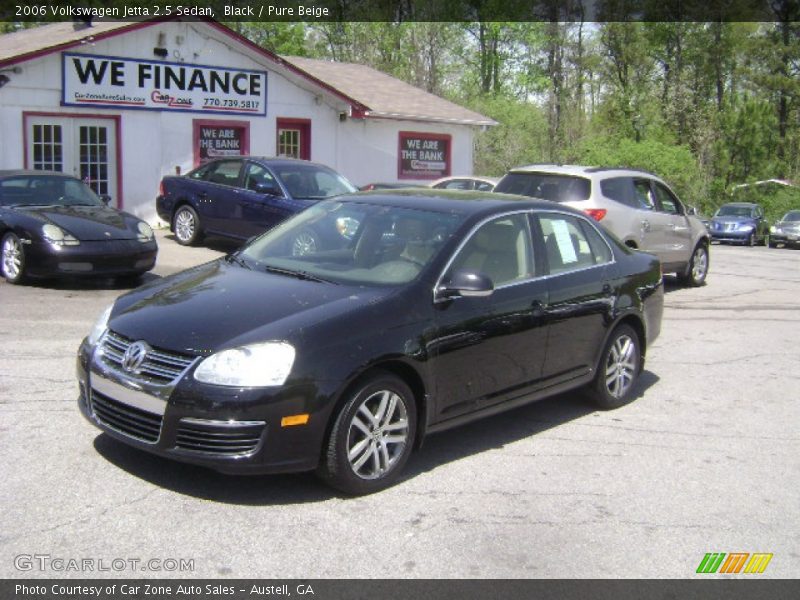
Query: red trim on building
192 118 251 167
276 118 311 160
21 111 123 209
397 131 452 180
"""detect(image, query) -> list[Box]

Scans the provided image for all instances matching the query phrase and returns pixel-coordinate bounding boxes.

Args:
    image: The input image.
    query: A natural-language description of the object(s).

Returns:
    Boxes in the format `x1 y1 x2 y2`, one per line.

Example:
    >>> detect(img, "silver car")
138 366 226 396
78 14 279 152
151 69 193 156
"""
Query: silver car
495 165 711 286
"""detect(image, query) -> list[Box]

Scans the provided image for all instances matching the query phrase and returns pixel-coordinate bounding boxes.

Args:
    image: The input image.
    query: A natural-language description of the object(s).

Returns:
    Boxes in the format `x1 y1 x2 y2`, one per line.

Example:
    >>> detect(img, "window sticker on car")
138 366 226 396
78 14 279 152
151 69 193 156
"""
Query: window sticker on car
552 219 578 264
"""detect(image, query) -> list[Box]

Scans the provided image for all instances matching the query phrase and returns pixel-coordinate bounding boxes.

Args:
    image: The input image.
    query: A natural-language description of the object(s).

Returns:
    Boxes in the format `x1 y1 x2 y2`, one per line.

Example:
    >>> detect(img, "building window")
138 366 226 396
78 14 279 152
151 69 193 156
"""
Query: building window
32 124 63 172
276 118 311 160
79 125 109 195
277 129 301 158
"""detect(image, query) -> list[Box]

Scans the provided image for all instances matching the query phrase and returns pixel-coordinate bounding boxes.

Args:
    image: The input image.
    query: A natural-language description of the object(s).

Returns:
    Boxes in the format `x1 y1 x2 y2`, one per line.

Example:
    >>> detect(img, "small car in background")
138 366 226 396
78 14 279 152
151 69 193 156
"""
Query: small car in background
156 157 357 252
0 170 157 285
77 191 663 495
707 202 769 246
494 165 710 286
769 210 800 248
430 176 499 191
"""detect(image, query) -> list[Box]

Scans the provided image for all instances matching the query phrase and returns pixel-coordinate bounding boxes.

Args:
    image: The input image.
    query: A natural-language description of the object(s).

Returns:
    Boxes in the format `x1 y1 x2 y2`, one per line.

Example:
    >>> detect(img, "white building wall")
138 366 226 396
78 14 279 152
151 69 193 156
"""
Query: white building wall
0 21 479 223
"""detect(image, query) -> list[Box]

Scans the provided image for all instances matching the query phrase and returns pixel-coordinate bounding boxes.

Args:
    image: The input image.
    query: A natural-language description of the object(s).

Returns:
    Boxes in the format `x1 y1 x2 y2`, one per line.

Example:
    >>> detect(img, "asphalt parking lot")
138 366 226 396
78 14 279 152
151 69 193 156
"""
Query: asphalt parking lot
1 232 798 579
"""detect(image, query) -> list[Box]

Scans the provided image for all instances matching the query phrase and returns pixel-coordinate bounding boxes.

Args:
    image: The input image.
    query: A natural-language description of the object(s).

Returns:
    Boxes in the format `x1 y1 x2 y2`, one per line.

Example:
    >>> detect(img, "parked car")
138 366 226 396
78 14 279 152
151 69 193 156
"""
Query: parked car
0 170 157 285
769 210 800 248
707 202 769 246
494 165 711 286
77 190 664 495
430 176 499 192
156 157 358 252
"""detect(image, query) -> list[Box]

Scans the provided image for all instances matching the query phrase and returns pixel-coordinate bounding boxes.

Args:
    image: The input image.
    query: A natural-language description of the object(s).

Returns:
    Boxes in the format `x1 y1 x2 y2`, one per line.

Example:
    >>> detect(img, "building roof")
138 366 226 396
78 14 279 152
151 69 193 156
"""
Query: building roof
283 56 497 127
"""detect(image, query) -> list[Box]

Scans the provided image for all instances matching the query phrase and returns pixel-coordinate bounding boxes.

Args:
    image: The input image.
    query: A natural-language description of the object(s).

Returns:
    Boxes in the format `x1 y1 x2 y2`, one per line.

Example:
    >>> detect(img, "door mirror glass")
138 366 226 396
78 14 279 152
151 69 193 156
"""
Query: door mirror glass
686 205 697 216
255 182 282 196
437 269 494 300
100 194 112 205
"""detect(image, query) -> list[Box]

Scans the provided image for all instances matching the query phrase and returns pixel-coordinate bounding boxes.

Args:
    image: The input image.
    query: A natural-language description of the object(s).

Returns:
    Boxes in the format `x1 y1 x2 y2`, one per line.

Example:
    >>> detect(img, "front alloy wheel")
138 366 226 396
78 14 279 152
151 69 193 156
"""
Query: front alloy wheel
678 243 708 287
318 372 416 495
173 206 202 246
1 233 26 284
588 324 641 409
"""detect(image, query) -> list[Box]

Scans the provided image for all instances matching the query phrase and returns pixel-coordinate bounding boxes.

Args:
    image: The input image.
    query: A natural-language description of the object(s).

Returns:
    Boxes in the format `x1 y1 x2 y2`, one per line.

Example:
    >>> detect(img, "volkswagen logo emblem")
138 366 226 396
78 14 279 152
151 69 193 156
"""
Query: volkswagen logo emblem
121 341 150 374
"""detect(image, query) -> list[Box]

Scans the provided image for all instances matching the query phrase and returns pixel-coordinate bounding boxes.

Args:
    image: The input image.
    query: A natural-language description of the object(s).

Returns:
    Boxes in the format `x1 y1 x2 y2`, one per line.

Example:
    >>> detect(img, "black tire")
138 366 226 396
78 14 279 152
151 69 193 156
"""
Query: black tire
172 205 203 246
317 371 417 495
677 243 709 287
290 228 320 256
768 240 777 249
587 324 642 410
1 232 27 284
746 232 755 247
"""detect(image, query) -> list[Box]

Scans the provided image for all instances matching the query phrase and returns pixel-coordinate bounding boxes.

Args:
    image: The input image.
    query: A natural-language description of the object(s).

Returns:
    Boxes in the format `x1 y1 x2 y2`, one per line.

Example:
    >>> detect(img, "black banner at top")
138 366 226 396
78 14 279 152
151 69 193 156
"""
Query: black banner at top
0 0 795 23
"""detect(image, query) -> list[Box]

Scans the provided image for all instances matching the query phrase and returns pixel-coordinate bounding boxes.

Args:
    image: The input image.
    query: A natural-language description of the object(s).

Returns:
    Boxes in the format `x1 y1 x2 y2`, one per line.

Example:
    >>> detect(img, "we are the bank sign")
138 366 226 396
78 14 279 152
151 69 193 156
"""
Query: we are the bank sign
62 53 268 116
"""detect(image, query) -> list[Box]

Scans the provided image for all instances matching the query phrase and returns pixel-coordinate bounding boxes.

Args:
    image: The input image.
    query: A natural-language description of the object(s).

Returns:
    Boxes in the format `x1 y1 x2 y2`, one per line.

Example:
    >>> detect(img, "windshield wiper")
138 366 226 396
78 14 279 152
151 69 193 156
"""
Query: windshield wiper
264 265 338 284
225 253 252 270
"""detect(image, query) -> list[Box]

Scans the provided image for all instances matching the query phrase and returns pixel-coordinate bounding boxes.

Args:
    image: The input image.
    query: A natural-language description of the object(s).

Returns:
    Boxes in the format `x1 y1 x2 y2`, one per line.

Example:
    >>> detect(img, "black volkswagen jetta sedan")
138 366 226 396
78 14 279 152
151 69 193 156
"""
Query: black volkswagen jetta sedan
77 191 663 495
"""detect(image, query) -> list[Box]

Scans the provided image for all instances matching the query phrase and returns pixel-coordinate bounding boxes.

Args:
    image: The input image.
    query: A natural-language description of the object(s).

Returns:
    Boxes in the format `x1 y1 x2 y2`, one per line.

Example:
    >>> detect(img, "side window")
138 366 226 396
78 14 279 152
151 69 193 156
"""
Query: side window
447 214 534 287
206 160 243 187
442 179 471 190
633 180 655 210
600 177 637 208
579 219 613 264
538 214 603 275
652 182 682 215
475 181 495 192
243 163 278 193
187 163 213 180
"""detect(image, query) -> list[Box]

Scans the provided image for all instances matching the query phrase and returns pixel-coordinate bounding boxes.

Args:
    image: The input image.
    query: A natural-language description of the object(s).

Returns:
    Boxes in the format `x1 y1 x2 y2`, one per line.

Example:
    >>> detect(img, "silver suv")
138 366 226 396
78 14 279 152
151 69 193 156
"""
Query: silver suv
495 165 711 286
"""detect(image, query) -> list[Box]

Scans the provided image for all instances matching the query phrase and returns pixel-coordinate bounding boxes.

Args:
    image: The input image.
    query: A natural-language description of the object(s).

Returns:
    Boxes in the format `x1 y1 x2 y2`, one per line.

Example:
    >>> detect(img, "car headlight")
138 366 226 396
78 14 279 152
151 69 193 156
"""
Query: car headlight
737 223 754 231
194 342 296 387
335 216 359 239
42 223 80 246
87 303 113 347
137 221 154 242
770 225 776 233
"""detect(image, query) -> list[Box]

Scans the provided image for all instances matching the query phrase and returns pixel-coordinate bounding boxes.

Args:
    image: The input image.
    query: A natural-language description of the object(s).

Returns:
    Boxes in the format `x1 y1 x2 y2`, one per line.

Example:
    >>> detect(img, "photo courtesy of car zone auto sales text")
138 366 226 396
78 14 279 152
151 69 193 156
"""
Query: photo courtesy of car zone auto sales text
0 2 798 599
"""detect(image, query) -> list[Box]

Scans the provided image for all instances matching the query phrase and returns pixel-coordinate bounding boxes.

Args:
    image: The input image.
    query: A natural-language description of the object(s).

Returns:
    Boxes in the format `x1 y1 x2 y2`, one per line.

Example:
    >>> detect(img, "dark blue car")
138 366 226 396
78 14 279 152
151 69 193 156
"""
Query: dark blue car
156 157 358 253
708 202 769 246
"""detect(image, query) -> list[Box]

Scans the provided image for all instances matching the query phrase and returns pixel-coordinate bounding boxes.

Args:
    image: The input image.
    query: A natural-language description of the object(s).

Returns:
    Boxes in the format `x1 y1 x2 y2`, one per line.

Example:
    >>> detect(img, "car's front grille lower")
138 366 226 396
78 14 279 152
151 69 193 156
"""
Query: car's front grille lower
100 331 196 385
91 389 163 443
175 419 265 456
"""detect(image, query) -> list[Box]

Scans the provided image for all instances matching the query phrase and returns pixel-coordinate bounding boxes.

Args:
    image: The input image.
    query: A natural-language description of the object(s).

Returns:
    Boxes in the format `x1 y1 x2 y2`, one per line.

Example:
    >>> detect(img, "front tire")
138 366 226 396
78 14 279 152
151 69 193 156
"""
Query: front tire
588 324 642 410
317 372 417 495
1 233 27 284
173 205 203 246
677 243 709 287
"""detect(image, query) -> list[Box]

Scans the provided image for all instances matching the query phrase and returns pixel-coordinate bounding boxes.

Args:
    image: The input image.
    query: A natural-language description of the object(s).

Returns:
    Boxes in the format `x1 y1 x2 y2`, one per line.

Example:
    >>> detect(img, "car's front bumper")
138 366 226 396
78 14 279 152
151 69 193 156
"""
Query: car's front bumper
26 239 157 278
770 231 800 245
76 339 335 475
709 229 754 243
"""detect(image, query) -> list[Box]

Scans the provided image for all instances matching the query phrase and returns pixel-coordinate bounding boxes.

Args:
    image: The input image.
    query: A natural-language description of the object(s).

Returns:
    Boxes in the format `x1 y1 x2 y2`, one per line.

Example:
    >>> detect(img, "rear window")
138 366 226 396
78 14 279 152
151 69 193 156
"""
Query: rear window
600 177 638 208
495 172 591 202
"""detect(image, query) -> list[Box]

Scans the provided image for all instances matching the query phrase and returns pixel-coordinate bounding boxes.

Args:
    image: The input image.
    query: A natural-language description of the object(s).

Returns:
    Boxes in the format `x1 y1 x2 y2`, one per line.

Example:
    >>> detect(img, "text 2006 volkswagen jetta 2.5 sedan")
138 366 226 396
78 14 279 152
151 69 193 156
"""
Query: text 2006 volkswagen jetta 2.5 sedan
77 191 663 495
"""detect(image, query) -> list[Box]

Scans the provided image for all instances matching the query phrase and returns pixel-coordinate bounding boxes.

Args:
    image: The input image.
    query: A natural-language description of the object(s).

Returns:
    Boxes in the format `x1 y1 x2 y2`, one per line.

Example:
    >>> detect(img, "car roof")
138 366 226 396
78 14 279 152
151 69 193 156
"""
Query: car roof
334 188 585 217
0 169 75 178
213 156 336 170
507 164 660 179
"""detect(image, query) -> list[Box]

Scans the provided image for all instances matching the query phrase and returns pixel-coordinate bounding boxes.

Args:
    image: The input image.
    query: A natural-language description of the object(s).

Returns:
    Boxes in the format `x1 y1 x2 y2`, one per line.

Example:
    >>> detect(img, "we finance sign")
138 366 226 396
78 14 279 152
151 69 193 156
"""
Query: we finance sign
62 53 267 116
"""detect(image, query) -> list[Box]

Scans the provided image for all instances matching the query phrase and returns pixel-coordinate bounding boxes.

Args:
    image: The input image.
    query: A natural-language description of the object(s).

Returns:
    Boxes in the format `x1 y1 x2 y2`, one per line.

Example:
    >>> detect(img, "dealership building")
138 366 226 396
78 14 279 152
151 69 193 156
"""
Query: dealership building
0 19 495 222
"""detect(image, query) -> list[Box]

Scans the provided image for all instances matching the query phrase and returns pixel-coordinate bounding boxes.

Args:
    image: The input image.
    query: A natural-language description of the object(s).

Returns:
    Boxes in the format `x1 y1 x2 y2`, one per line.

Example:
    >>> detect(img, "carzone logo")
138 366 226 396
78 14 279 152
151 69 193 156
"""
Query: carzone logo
696 552 773 574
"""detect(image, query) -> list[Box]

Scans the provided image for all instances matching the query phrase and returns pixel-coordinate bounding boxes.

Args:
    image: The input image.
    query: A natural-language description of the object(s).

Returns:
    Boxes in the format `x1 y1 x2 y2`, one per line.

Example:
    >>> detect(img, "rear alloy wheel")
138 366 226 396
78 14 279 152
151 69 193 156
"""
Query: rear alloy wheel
588 324 641 410
318 372 416 495
173 206 202 246
1 233 26 284
677 243 709 287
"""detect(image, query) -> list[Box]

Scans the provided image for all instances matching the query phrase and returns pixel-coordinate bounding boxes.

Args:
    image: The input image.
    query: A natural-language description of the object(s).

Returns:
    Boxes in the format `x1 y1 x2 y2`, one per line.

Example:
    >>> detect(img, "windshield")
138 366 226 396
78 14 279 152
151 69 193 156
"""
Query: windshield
781 211 800 222
240 201 464 286
273 164 357 200
715 205 754 218
495 172 591 202
0 176 104 207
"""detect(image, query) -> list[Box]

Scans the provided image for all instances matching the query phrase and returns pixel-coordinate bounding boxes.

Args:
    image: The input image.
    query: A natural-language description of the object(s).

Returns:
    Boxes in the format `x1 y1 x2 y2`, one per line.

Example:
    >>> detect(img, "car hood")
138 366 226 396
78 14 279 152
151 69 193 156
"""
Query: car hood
109 259 393 355
711 216 755 224
18 205 140 240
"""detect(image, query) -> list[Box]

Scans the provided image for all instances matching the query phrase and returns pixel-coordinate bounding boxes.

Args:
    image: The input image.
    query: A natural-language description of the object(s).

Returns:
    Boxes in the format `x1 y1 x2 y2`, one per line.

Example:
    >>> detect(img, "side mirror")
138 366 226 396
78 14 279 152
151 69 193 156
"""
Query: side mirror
686 205 697 216
436 269 494 300
255 182 282 197
100 194 112 205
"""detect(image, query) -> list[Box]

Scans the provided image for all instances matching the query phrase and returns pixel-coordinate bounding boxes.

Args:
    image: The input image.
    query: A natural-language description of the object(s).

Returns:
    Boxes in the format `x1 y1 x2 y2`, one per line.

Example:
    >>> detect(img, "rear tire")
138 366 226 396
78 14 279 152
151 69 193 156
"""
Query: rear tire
173 205 203 246
1 232 27 284
677 243 709 287
317 372 417 495
587 324 642 410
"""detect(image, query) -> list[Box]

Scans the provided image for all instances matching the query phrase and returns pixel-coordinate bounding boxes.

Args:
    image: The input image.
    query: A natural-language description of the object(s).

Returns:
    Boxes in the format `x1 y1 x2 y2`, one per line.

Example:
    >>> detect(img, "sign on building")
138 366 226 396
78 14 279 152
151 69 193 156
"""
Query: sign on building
398 131 451 179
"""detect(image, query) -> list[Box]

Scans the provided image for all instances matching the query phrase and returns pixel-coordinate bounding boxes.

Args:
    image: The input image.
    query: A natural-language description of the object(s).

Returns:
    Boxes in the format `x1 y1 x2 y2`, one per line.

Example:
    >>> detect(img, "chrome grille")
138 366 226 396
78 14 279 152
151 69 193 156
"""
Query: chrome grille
100 331 196 384
175 419 265 456
724 223 737 232
91 389 163 443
